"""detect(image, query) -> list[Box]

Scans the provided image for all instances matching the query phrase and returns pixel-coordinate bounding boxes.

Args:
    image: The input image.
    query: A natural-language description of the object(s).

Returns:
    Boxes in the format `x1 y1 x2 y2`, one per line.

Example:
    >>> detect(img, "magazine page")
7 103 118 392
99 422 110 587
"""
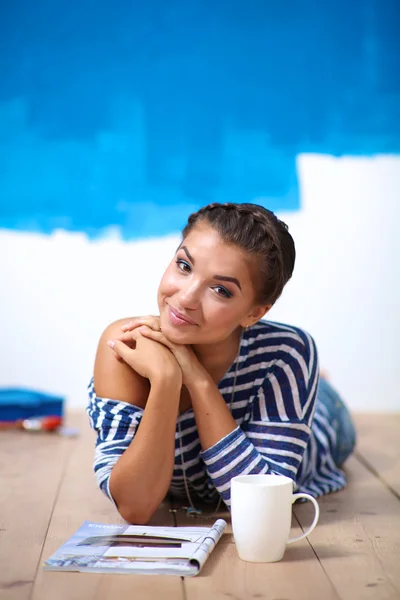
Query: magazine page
186 519 227 573
43 519 227 576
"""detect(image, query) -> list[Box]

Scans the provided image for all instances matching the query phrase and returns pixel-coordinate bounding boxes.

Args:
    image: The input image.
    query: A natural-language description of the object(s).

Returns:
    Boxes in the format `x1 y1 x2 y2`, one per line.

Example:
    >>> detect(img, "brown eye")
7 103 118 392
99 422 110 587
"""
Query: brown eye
214 286 232 299
176 259 191 273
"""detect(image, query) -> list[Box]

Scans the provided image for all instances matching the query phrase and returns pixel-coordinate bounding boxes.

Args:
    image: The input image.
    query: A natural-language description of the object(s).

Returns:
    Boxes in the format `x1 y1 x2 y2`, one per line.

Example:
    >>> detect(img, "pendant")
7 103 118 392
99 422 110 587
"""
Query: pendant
169 506 203 517
186 506 203 517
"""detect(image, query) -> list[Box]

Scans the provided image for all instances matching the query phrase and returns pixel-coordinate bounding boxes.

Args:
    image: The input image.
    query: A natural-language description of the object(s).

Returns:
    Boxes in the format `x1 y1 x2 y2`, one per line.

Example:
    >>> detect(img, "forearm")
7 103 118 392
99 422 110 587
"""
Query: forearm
109 376 181 524
188 375 238 451
188 377 311 507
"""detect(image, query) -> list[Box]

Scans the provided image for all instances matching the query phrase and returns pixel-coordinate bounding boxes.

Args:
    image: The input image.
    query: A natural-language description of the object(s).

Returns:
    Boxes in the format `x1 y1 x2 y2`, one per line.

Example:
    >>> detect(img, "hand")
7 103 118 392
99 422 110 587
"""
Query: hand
111 316 161 363
108 328 182 385
121 316 161 333
121 326 209 388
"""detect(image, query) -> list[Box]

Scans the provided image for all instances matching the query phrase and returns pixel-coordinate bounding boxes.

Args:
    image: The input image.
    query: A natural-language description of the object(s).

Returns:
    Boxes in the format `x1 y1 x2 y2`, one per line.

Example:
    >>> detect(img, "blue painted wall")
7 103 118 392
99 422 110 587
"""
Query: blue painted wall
0 0 399 238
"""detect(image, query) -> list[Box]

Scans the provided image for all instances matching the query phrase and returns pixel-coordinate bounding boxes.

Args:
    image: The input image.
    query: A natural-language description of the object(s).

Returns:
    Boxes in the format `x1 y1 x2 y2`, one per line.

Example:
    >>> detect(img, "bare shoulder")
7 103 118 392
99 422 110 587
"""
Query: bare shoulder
93 317 150 406
99 317 133 339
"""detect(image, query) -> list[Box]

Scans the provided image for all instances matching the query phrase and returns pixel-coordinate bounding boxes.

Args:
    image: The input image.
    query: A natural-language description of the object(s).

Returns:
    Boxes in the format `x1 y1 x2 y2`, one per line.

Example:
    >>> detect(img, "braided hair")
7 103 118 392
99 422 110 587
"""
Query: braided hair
182 202 296 305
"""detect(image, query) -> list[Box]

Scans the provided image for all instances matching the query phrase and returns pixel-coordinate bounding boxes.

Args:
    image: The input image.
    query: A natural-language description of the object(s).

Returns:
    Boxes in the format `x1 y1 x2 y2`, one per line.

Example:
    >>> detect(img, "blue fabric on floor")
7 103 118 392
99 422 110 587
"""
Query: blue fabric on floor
0 388 64 421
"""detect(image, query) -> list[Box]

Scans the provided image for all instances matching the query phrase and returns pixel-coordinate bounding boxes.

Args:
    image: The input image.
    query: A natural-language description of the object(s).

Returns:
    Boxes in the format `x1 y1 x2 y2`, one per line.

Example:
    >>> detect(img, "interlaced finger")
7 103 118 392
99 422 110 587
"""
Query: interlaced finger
115 328 142 347
137 326 176 351
121 316 161 332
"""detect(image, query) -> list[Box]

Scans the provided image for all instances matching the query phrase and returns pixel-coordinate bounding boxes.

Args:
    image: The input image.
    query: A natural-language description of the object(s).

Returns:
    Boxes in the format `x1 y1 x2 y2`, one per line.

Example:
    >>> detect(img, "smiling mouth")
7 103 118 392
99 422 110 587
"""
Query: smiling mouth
167 305 197 326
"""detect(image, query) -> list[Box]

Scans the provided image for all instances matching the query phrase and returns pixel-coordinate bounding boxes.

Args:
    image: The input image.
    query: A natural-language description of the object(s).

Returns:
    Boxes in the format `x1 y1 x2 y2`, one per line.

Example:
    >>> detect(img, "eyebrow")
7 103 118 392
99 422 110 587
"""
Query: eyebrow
180 245 195 264
214 275 242 291
179 245 242 291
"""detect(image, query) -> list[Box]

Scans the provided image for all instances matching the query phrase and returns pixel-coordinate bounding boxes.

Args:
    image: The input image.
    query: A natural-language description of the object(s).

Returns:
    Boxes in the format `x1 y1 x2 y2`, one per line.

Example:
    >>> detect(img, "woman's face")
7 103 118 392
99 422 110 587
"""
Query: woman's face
157 223 267 345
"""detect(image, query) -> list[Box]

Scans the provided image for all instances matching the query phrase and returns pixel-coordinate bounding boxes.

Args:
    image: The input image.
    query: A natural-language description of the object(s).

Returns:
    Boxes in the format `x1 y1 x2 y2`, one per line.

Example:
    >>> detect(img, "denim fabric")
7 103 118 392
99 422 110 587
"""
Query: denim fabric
318 378 357 467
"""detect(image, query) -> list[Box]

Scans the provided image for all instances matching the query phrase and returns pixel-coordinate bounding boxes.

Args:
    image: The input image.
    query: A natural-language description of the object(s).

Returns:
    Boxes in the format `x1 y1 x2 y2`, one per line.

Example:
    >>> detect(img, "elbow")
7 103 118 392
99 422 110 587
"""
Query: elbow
109 474 154 524
109 473 165 525
117 503 156 525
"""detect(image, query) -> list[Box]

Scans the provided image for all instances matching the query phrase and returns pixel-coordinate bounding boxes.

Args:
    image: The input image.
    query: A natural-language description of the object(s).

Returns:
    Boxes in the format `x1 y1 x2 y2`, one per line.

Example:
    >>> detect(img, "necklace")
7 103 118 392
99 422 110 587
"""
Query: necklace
173 331 243 519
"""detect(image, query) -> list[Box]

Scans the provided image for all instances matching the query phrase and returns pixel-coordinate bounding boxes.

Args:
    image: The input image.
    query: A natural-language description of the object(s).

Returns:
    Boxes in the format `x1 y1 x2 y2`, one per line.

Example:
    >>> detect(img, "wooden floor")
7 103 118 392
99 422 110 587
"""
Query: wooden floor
0 412 399 600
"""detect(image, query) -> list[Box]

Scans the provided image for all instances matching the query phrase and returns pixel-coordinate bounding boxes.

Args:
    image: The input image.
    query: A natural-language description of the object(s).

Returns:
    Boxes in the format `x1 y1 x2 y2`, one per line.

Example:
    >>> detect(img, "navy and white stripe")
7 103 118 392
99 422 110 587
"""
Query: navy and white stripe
87 320 347 508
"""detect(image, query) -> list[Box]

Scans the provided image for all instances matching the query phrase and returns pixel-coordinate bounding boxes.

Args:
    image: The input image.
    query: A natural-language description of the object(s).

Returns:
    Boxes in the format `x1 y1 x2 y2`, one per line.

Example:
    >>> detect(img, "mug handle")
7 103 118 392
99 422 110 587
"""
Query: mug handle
287 493 320 544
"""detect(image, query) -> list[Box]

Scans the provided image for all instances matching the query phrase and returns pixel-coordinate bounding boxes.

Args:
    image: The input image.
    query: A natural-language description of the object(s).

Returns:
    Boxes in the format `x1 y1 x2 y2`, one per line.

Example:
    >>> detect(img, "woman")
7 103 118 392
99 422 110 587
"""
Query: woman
87 202 356 524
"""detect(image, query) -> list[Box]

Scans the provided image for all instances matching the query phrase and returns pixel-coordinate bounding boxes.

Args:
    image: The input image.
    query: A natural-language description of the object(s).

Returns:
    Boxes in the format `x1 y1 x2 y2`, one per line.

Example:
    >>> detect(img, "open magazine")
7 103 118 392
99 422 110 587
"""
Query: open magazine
43 519 227 576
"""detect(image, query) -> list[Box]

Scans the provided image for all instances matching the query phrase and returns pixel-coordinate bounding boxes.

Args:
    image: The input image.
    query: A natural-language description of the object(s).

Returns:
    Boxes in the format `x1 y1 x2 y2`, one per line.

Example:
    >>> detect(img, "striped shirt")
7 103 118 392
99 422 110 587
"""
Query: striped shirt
87 320 347 508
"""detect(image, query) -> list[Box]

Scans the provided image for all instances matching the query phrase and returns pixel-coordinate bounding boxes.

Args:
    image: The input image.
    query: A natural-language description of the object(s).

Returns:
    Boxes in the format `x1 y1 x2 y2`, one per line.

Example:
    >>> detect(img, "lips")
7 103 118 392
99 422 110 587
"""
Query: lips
167 305 197 326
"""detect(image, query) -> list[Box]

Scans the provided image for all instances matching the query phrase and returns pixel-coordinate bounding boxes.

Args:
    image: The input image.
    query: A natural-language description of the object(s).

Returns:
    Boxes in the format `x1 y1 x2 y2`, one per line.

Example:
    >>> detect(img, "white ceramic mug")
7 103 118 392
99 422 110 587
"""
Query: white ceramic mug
231 474 319 563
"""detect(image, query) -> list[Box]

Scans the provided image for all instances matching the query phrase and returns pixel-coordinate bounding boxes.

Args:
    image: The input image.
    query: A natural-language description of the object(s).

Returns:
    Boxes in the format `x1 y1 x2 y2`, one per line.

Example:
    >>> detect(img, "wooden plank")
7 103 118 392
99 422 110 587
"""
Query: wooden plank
294 455 400 600
353 413 400 498
175 507 339 600
32 411 184 600
0 425 73 600
4 410 398 600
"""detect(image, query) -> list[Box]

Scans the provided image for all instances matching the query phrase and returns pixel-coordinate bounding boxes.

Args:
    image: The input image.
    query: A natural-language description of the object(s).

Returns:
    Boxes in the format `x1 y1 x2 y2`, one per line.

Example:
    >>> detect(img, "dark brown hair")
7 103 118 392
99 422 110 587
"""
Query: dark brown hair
182 202 296 305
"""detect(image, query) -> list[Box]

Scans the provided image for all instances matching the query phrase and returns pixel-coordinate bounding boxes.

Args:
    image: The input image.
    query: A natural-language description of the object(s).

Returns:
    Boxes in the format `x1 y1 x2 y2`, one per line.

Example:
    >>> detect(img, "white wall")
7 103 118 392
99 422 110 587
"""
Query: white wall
1 154 399 411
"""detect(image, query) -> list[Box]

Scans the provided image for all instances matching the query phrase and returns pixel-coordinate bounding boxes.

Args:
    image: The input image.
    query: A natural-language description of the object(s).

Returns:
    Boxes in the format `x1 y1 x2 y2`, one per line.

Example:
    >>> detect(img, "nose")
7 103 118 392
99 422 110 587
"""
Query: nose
178 280 201 310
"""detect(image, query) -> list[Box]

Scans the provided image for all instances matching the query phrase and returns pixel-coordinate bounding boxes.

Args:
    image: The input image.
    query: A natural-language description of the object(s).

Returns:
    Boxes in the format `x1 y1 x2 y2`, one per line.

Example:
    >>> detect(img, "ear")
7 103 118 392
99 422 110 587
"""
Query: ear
240 304 272 328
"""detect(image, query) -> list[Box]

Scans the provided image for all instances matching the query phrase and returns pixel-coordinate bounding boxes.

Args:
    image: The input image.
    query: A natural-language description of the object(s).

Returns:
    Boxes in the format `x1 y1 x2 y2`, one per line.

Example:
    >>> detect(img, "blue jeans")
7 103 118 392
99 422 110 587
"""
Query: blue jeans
318 378 357 467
